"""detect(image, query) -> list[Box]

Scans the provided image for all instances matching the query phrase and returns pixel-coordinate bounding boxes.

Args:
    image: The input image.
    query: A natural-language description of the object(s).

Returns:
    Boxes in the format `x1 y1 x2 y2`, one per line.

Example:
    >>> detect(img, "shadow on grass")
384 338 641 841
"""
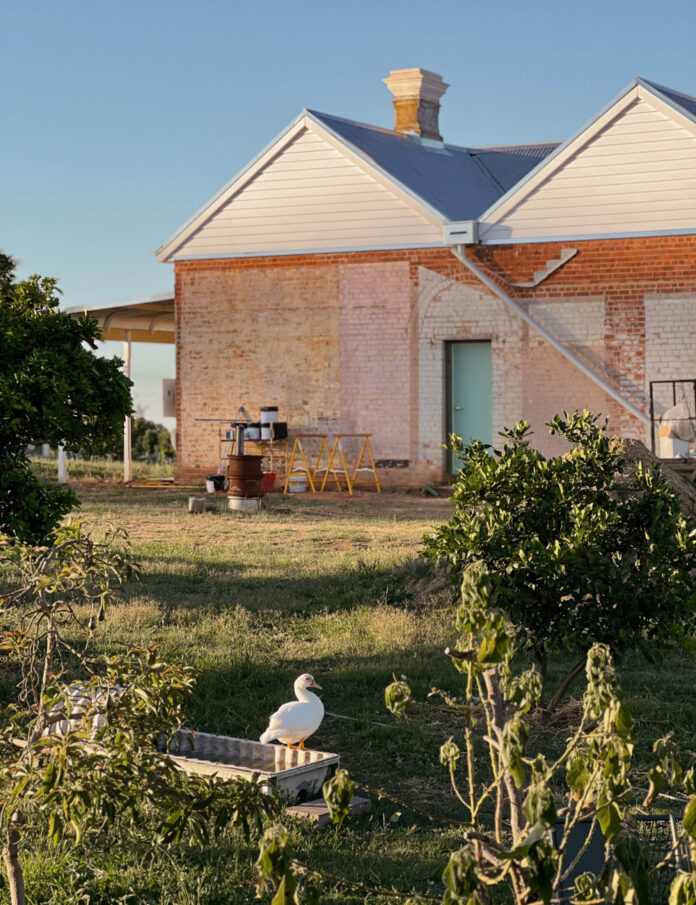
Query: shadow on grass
75 488 453 521
125 555 432 613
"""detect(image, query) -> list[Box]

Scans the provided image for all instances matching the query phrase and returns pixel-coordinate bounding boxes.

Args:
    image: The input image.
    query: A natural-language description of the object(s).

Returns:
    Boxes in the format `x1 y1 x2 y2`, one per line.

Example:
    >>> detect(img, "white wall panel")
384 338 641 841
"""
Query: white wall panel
480 99 696 242
172 127 442 257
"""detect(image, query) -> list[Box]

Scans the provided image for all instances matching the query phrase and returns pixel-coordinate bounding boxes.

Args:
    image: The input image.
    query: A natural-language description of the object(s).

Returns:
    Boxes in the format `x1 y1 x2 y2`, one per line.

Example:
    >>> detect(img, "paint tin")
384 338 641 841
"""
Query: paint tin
260 406 279 424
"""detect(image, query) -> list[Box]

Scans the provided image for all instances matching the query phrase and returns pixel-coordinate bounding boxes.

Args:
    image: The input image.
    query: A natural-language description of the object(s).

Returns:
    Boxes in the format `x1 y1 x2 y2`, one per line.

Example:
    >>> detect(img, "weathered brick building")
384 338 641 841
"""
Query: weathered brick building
157 70 696 484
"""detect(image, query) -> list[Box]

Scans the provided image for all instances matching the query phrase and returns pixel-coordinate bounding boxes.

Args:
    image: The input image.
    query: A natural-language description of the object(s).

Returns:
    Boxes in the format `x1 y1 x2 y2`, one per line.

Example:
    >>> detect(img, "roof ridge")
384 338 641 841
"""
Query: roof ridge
307 109 558 154
471 141 560 151
307 108 473 152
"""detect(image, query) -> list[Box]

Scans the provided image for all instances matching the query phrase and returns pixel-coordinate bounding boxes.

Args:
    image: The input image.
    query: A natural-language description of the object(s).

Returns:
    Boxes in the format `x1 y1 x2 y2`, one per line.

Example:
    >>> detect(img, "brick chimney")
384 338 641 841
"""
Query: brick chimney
383 68 449 142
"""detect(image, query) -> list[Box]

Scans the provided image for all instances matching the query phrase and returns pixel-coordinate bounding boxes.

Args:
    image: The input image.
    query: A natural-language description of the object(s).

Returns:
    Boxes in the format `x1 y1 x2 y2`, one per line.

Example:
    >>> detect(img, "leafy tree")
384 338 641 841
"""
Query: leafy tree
422 411 696 707
98 416 175 461
0 254 132 541
0 525 277 905
132 417 175 461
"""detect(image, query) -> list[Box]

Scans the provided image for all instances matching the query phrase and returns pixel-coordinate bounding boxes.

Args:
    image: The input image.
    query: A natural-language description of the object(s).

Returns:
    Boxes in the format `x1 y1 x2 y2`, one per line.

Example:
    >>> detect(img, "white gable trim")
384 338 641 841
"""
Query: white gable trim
156 111 446 263
635 80 696 135
480 227 696 246
156 113 309 262
169 242 445 262
478 78 696 231
478 82 642 228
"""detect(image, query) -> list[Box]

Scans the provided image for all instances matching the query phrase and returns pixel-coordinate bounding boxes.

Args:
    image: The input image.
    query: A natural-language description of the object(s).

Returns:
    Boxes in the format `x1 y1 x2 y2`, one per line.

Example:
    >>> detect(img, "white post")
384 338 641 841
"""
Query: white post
57 444 67 484
123 333 132 484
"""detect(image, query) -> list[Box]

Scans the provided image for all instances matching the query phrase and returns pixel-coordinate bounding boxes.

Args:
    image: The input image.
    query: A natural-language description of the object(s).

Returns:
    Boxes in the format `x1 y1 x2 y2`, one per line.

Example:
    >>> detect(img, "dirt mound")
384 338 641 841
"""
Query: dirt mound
618 438 696 520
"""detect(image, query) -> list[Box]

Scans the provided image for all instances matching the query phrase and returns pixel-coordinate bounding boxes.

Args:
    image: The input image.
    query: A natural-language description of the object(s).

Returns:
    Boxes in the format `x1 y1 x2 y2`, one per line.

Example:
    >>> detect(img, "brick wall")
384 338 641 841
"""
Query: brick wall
417 266 522 472
338 262 412 459
175 260 341 480
473 235 696 445
174 235 696 483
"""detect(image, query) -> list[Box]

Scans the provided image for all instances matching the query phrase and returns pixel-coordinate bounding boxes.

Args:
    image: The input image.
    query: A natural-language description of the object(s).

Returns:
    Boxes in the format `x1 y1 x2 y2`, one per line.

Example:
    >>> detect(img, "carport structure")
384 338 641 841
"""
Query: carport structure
65 292 175 481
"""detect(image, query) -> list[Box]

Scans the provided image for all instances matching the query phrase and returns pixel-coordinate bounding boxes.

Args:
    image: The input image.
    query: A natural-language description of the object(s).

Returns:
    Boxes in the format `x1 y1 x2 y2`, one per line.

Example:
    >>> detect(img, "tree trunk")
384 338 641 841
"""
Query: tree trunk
534 646 548 705
482 669 525 843
546 655 588 713
3 813 26 905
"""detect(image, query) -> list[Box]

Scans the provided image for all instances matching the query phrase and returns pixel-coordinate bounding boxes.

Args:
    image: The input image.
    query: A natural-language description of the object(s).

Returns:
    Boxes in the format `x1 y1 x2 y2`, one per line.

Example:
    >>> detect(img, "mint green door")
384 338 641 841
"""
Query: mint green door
448 341 492 470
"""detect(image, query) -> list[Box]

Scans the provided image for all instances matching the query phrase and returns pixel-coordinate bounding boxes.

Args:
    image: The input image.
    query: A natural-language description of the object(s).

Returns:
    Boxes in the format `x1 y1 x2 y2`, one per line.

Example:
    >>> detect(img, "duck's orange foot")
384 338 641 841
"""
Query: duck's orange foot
298 739 306 750
286 742 297 749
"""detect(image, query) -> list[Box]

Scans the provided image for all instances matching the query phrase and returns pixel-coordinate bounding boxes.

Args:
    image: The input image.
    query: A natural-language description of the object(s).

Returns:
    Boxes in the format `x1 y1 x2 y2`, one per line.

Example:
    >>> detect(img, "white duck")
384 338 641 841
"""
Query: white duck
259 674 324 749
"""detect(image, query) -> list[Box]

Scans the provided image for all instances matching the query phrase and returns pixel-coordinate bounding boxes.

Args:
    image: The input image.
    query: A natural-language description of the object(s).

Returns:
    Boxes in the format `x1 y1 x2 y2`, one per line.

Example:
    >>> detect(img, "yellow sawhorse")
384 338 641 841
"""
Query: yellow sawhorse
283 434 331 493
319 436 352 493
325 434 381 493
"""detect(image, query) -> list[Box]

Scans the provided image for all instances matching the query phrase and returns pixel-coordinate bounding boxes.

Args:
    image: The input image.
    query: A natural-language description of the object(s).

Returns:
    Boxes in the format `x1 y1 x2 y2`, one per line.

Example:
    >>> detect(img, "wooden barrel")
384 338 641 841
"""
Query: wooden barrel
226 454 263 497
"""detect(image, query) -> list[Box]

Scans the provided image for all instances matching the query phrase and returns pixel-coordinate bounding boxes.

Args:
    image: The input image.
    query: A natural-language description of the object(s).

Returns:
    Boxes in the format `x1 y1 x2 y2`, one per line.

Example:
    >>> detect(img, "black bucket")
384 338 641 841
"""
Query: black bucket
206 474 227 492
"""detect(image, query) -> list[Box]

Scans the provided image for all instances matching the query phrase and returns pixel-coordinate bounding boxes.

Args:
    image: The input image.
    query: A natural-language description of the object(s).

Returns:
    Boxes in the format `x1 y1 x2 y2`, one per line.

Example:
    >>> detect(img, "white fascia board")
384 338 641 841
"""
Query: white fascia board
635 80 696 136
304 111 447 229
479 227 696 246
477 80 643 228
155 112 311 263
64 292 175 315
170 242 445 262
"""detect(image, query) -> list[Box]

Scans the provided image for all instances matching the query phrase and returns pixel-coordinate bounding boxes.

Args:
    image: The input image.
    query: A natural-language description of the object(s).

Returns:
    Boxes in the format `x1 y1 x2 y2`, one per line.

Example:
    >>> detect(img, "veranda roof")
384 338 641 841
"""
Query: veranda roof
65 292 175 344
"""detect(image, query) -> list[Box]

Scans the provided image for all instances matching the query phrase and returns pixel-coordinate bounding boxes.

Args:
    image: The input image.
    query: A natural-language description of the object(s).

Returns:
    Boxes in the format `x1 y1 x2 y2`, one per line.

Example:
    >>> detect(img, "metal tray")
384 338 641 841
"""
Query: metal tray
159 730 340 802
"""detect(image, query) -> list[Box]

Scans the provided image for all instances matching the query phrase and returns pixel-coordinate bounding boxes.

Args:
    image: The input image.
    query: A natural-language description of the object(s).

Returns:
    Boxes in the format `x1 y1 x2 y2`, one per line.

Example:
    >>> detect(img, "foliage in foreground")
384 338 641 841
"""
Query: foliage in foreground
0 254 132 541
423 411 696 706
0 525 277 905
258 568 696 905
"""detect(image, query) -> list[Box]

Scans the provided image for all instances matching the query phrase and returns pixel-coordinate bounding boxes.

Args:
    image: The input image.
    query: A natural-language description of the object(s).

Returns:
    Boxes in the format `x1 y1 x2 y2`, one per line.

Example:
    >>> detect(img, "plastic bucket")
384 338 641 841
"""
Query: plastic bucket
288 473 308 493
260 472 276 493
260 406 278 424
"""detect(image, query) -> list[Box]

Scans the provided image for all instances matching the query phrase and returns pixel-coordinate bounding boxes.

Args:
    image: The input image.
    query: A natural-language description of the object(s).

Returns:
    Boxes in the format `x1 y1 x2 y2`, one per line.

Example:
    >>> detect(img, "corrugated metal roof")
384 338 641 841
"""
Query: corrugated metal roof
65 294 175 343
308 110 558 221
641 79 696 122
469 145 560 194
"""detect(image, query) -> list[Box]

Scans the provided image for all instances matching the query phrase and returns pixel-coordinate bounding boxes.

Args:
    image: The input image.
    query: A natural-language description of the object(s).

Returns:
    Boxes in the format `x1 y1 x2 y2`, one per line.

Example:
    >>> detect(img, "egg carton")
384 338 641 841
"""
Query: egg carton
158 730 340 802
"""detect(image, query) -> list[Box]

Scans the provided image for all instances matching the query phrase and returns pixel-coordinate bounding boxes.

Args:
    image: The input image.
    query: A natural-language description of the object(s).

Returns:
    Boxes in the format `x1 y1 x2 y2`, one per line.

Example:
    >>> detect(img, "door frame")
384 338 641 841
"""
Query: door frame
445 339 492 475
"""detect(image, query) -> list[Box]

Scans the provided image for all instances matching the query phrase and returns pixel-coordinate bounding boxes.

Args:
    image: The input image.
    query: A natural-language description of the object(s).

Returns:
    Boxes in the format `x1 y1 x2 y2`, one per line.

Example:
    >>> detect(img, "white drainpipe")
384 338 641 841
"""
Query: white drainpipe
449 245 650 426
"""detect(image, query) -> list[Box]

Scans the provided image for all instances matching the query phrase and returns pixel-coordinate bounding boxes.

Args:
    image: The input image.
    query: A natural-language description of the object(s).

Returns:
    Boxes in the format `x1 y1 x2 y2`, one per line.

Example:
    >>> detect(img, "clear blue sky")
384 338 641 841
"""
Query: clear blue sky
4 0 695 429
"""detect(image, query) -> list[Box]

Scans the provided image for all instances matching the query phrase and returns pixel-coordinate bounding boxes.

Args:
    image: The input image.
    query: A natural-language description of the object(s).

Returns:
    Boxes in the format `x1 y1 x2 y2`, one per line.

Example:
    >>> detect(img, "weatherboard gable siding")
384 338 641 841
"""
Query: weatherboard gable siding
479 94 696 242
169 126 443 259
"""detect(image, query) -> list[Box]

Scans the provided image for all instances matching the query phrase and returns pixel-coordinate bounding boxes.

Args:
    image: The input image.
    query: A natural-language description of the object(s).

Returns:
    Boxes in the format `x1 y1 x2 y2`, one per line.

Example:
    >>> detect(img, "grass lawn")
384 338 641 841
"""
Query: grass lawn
3 483 696 904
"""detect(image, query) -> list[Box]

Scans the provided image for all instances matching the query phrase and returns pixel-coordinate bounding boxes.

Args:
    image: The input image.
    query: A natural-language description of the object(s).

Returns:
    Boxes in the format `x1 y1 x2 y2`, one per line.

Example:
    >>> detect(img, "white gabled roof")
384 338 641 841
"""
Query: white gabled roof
156 112 308 262
155 110 556 263
155 112 447 263
157 76 696 260
477 78 696 243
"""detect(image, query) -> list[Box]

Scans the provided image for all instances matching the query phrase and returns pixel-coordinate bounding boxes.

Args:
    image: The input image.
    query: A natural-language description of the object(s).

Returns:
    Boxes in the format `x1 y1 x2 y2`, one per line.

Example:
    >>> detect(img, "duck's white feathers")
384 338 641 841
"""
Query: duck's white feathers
260 688 324 746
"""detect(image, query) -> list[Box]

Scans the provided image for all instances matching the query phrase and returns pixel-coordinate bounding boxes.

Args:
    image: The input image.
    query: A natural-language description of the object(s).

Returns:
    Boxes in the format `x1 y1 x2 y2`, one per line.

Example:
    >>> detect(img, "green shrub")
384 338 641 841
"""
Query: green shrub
423 411 696 706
